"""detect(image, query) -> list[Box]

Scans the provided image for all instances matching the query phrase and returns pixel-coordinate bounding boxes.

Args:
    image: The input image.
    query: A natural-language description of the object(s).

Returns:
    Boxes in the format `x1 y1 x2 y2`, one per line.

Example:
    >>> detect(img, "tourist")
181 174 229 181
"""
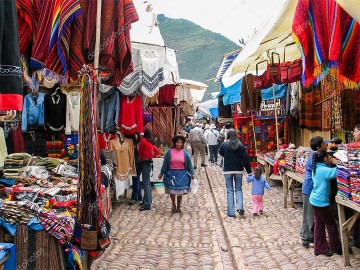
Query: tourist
219 129 252 217
189 122 207 169
204 124 219 164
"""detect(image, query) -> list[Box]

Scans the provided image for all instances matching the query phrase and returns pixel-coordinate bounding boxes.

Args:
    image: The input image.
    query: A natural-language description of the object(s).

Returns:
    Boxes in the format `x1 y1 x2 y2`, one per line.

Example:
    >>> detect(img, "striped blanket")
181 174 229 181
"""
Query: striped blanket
293 0 360 87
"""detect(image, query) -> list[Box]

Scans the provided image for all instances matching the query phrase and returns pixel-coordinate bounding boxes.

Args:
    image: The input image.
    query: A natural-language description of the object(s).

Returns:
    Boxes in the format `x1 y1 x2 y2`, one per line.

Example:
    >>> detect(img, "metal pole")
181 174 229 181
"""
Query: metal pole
94 0 102 74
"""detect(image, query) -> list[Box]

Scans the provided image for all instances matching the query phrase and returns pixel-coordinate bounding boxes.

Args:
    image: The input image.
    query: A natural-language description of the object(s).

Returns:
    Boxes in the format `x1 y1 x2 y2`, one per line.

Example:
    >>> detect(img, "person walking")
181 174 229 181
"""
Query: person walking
246 166 273 216
158 135 195 213
138 129 160 211
301 136 327 248
189 122 207 169
310 150 342 257
219 129 252 218
204 124 219 164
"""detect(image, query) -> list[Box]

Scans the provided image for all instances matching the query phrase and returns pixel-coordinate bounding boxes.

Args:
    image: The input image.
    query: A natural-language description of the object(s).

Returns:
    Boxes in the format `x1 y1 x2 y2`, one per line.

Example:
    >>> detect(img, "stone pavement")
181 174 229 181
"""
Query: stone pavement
91 165 360 270
205 165 360 270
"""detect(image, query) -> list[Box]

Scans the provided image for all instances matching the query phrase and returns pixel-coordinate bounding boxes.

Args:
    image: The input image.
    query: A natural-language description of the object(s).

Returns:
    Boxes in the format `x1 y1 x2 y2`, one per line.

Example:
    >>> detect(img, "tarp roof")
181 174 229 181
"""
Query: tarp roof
335 0 360 23
214 49 242 82
222 0 300 86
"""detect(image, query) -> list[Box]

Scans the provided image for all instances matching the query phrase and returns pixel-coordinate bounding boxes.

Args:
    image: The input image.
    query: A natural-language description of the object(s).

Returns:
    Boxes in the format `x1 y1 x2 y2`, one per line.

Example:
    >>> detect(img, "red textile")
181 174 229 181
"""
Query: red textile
16 0 33 54
99 0 139 86
158 85 175 106
292 0 360 86
12 124 25 153
118 95 144 135
97 133 116 150
138 138 160 161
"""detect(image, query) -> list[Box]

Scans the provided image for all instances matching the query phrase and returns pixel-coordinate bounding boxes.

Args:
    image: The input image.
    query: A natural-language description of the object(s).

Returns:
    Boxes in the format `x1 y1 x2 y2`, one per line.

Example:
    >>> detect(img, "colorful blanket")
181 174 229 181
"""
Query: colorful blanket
293 0 360 87
299 85 322 130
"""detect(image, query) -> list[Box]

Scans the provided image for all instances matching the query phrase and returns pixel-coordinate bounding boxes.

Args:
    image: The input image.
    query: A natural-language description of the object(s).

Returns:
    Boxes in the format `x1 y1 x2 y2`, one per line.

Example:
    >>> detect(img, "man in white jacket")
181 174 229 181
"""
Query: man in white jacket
204 124 219 164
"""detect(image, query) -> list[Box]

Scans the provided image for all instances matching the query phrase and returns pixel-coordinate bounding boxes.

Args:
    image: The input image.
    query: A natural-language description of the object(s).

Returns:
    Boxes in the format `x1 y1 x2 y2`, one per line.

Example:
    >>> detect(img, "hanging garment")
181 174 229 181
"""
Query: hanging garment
0 127 7 167
44 87 67 132
110 137 135 198
118 48 142 95
118 95 144 135
12 123 25 153
16 0 33 55
140 49 165 97
99 0 139 86
64 133 79 159
0 0 23 111
23 130 47 157
46 0 83 81
292 0 360 87
97 85 120 133
218 96 232 118
158 85 175 106
163 47 181 85
30 0 55 69
65 92 80 134
21 93 45 132
240 74 260 113
299 85 322 130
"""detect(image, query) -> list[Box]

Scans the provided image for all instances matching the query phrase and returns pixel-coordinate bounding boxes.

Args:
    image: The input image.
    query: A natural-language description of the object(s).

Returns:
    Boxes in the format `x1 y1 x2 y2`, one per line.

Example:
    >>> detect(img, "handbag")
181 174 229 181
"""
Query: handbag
254 60 271 90
267 52 281 83
288 58 302 82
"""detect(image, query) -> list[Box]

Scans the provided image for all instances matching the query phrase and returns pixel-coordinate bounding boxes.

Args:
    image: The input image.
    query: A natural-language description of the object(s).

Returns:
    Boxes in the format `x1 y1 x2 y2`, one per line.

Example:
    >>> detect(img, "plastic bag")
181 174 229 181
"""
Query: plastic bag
191 179 199 194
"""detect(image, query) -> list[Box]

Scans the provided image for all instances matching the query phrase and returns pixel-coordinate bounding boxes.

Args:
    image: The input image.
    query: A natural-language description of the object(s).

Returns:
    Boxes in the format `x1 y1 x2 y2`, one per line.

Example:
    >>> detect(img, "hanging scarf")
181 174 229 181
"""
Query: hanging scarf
292 0 360 87
0 0 23 111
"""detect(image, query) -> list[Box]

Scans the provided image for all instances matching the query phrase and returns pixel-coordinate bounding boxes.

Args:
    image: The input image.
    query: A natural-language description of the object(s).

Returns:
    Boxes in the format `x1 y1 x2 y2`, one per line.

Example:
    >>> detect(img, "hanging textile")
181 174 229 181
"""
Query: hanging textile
99 0 139 86
218 96 232 118
260 84 287 101
220 78 242 106
140 48 165 97
341 89 360 131
331 93 343 131
299 85 322 130
163 47 181 85
97 85 120 133
147 107 174 146
0 0 23 111
118 48 142 95
289 81 301 117
77 67 110 251
293 0 360 87
158 85 176 106
17 0 33 55
118 95 144 135
242 74 260 112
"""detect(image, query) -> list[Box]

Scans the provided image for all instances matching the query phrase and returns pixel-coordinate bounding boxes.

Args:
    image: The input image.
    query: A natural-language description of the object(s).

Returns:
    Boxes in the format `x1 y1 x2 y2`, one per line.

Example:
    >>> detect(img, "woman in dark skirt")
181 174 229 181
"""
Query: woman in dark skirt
158 135 195 213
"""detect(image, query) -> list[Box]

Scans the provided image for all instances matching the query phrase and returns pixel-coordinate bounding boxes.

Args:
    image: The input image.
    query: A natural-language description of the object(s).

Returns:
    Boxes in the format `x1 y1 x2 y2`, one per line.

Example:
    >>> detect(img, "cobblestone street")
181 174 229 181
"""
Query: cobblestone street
91 165 360 270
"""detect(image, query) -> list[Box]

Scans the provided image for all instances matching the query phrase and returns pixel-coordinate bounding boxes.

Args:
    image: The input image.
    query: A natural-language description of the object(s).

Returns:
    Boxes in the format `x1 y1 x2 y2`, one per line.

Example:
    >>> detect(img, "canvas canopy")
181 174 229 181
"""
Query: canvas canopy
335 0 360 23
222 0 300 87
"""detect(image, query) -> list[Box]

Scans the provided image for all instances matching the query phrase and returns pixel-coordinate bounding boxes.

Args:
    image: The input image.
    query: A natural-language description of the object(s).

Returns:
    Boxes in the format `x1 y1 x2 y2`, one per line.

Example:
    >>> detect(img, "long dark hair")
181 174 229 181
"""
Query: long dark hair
312 150 328 175
144 129 155 145
227 129 241 150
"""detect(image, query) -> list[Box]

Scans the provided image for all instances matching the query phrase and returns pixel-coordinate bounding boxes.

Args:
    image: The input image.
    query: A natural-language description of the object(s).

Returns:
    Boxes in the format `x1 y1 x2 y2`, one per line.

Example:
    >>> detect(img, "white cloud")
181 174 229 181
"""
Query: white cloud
150 0 287 44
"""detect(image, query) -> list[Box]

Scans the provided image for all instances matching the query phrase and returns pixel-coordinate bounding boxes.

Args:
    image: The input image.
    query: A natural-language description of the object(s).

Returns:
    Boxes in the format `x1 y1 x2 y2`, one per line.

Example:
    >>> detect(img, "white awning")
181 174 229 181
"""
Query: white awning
335 0 360 23
222 0 300 86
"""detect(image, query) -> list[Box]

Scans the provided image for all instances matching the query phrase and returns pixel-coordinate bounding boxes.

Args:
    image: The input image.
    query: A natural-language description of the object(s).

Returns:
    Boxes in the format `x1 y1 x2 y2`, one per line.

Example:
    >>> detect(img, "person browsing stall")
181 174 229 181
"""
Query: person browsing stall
138 129 160 211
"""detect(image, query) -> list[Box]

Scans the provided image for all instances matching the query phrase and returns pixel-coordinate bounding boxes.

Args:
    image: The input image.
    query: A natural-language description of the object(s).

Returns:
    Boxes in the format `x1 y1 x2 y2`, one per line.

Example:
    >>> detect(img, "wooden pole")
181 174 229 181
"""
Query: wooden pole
273 84 280 150
94 0 102 74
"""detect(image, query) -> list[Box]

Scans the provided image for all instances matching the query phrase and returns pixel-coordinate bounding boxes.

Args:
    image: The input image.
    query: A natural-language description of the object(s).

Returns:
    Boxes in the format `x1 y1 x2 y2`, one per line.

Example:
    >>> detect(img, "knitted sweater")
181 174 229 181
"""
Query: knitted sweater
309 163 336 207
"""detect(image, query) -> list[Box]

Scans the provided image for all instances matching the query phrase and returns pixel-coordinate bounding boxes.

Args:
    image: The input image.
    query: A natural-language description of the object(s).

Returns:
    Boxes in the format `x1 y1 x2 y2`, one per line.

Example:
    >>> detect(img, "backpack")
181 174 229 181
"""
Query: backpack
217 133 225 145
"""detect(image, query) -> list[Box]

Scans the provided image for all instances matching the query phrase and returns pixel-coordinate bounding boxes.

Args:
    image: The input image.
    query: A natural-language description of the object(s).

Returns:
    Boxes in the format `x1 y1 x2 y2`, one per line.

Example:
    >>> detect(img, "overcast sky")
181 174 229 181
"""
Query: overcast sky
152 0 287 44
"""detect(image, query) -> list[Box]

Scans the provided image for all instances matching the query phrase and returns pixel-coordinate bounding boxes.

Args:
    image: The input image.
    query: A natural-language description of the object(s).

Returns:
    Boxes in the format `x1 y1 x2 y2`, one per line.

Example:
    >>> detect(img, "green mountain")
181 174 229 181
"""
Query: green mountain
157 14 240 102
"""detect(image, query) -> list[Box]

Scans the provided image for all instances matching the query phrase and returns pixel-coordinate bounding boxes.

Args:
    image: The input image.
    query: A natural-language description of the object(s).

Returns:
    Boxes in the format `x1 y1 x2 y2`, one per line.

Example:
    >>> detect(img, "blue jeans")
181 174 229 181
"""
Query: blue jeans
301 194 314 243
131 165 143 201
141 162 152 208
224 173 243 216
209 144 219 163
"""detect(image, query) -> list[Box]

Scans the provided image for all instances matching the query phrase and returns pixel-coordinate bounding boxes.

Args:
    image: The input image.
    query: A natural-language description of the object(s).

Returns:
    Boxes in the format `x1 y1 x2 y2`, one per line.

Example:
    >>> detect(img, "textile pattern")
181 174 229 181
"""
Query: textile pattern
299 85 322 130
